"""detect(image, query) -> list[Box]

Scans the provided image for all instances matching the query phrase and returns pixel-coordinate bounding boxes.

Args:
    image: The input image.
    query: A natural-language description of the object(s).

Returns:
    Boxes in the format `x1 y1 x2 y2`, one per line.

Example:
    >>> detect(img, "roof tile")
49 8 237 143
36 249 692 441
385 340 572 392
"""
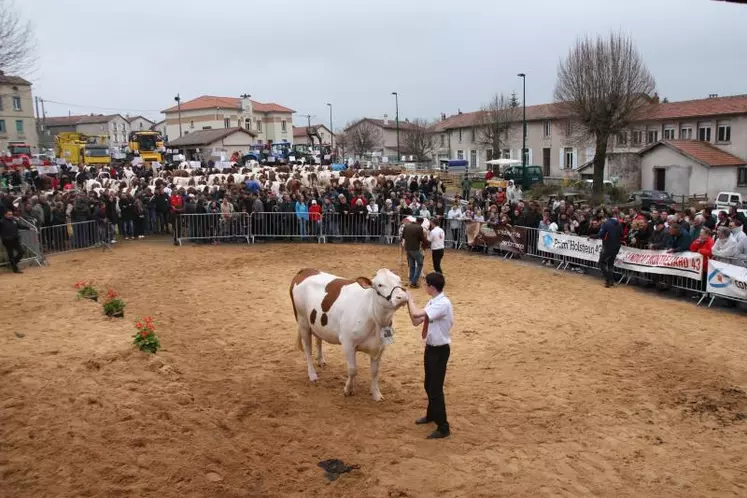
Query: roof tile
161 95 295 114
643 140 746 167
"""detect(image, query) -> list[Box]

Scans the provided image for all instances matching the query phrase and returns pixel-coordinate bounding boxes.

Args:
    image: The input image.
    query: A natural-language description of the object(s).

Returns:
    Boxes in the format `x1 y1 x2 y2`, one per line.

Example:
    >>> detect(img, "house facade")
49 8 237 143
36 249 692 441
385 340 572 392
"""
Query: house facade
127 116 155 133
430 94 747 187
43 114 131 148
160 95 295 146
166 128 257 161
0 72 39 152
293 124 334 146
344 117 418 161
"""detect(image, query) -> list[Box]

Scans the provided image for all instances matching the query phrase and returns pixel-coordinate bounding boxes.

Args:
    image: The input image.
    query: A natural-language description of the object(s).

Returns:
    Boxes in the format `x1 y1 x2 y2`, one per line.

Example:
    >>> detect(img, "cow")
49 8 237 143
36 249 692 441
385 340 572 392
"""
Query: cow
289 267 409 401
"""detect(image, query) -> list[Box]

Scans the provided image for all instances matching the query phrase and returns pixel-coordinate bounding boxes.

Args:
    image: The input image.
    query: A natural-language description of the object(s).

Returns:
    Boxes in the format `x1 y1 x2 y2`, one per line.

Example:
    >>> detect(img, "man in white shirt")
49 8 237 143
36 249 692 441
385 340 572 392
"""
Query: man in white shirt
427 218 446 274
406 272 454 439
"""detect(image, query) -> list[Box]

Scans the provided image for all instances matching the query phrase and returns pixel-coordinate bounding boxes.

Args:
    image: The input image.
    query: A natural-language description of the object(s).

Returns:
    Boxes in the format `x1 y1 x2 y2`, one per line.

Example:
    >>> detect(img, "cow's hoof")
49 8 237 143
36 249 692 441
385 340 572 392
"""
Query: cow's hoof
308 372 319 382
344 388 355 397
317 359 326 367
372 392 384 402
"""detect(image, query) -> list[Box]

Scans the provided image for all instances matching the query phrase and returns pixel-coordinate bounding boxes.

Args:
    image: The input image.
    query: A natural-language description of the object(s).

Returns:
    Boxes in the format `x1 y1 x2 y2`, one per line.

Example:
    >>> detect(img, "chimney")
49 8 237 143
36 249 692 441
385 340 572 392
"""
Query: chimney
458 108 462 115
441 112 446 121
383 113 389 125
652 93 660 104
709 93 718 98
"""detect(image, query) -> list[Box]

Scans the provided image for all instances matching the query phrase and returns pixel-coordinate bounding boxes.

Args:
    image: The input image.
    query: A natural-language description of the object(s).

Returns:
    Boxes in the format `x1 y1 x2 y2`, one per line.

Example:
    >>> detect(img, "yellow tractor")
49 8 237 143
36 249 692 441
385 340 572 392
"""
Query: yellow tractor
55 132 111 167
127 131 165 162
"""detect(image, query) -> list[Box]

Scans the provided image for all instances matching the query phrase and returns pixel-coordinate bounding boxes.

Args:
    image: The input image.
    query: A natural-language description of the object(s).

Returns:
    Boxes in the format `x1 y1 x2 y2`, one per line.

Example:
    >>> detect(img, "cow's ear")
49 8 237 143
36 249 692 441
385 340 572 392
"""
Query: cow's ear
356 276 372 288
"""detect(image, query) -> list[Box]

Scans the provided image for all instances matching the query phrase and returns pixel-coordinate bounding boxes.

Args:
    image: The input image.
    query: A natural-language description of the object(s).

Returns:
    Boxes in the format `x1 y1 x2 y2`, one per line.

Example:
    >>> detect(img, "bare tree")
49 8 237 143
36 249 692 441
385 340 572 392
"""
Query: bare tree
401 118 434 162
474 93 520 159
334 130 349 160
347 120 383 159
554 32 655 197
0 0 35 76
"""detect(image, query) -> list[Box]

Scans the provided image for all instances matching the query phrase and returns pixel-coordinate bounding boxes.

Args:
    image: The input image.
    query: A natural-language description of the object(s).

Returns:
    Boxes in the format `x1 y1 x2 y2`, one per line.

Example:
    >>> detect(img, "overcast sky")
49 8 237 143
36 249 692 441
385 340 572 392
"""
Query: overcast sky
18 0 747 129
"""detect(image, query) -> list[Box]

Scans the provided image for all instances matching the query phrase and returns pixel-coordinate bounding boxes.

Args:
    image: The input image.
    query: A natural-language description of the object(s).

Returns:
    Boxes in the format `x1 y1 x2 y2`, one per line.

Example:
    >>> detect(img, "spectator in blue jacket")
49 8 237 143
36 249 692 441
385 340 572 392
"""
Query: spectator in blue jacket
295 194 309 239
666 223 691 253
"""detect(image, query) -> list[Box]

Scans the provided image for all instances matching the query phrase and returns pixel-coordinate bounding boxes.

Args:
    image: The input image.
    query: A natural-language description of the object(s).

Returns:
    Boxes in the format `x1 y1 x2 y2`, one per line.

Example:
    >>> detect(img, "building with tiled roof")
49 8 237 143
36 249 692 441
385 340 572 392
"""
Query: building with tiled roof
430 93 747 193
293 124 334 147
343 117 421 160
161 95 295 145
0 71 39 152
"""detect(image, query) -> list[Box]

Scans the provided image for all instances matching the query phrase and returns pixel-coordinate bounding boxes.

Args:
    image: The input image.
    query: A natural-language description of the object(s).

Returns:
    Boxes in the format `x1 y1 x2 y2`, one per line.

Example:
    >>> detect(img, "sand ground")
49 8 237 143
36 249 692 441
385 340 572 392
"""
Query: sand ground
1 241 746 497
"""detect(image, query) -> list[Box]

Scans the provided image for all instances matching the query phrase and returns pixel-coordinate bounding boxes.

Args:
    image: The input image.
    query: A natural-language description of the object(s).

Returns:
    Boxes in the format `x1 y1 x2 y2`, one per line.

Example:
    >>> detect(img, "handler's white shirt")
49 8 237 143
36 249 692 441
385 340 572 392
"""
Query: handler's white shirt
428 226 445 250
424 292 453 346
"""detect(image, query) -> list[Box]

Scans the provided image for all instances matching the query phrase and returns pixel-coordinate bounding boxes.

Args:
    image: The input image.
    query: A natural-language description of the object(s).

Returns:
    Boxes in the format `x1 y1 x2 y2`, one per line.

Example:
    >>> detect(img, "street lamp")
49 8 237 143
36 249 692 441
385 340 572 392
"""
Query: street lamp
517 73 527 189
326 102 333 152
391 91 400 162
174 94 183 138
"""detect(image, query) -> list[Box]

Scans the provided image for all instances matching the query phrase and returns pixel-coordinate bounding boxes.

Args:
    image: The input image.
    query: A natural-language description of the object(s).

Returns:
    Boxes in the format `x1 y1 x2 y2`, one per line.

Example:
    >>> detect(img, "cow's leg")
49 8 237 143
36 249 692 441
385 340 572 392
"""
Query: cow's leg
298 324 318 382
370 350 384 401
315 335 325 367
342 341 357 397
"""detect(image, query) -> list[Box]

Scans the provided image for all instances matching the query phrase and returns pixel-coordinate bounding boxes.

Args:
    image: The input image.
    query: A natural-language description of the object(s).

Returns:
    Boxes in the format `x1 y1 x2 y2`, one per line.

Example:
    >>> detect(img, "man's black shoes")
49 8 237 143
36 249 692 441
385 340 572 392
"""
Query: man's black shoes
414 417 431 425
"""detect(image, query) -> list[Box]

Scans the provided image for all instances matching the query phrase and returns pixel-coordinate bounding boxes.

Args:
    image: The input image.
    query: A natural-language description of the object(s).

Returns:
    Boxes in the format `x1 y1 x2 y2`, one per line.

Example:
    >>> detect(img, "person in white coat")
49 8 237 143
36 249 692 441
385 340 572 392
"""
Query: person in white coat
712 227 739 258
427 218 446 274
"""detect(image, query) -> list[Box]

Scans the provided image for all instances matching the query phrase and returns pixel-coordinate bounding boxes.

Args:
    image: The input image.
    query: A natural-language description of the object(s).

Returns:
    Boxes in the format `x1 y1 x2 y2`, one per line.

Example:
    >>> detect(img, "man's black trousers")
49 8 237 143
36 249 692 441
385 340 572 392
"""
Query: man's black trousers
424 344 450 433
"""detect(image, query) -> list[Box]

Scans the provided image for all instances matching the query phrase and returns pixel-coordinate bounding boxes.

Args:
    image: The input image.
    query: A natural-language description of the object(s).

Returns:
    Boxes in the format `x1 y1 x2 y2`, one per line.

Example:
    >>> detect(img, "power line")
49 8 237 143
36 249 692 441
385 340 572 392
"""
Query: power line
40 98 162 114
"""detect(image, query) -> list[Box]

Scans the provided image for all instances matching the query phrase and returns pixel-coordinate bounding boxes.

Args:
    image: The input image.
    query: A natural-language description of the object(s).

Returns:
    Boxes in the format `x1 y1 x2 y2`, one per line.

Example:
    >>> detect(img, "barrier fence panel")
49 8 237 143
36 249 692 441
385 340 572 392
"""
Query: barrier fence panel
318 212 398 244
177 213 251 245
707 256 747 307
0 218 44 268
249 212 322 243
39 220 110 256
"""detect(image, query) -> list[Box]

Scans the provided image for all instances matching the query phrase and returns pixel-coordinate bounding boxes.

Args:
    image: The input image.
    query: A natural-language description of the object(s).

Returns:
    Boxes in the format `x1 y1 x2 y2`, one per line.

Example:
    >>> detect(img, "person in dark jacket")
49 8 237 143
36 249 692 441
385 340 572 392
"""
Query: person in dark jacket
666 223 691 253
1 209 27 273
590 210 623 288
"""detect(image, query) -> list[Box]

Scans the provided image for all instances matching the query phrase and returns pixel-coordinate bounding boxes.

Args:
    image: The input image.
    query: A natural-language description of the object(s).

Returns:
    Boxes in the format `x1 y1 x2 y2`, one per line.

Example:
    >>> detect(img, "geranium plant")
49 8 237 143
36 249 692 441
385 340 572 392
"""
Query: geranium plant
74 281 98 301
133 317 160 354
102 289 126 318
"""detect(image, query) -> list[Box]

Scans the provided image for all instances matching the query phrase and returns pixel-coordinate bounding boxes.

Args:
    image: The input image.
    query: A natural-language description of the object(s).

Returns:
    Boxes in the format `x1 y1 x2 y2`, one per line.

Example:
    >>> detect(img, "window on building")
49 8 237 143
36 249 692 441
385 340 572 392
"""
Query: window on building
224 118 230 128
458 129 462 143
486 149 493 161
502 148 510 159
646 130 658 144
470 149 477 169
190 120 194 129
617 131 627 145
739 167 747 187
680 127 693 140
244 118 251 129
698 126 711 142
543 120 551 138
0 97 4 111
471 127 476 142
0 120 5 133
281 120 287 132
717 123 731 143
12 96 21 111
440 134 445 147
15 120 24 134
139 122 144 130
663 128 676 140
564 147 575 169
632 130 642 145
457 150 464 160
257 120 263 132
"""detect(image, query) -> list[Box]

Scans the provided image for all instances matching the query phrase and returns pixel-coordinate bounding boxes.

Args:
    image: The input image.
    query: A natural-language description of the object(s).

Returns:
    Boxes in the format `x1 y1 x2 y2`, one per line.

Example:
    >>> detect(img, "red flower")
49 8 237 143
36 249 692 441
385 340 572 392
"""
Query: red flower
140 330 148 339
136 322 142 329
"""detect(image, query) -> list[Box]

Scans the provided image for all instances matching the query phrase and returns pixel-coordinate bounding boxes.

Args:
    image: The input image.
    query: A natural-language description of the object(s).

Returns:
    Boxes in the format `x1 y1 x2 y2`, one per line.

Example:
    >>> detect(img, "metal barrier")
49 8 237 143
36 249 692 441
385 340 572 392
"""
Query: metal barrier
317 212 400 244
0 217 45 269
39 220 111 255
177 213 251 245
706 256 747 308
249 211 322 243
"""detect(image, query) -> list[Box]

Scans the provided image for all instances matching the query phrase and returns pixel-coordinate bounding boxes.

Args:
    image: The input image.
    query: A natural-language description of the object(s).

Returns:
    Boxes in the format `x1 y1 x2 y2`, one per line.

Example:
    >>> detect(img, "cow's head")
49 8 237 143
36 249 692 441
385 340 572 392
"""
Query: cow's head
371 269 408 309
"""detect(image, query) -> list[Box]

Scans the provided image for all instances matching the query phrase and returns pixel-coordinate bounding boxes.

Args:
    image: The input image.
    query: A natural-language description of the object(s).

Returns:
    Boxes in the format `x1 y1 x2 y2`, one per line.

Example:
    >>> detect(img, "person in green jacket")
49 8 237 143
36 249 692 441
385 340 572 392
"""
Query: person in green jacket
460 175 471 199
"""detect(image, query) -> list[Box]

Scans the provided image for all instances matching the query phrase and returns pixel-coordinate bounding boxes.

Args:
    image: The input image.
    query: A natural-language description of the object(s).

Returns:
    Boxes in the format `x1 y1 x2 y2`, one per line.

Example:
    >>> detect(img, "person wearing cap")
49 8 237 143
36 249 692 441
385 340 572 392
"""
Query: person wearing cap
406 272 454 439
401 215 427 288
665 223 691 254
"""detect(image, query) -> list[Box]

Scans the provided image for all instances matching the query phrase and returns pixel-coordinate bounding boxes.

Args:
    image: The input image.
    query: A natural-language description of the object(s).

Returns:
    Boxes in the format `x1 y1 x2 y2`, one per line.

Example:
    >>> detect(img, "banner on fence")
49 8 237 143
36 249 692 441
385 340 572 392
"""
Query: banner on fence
536 231 602 262
614 247 704 281
465 222 527 254
706 259 747 300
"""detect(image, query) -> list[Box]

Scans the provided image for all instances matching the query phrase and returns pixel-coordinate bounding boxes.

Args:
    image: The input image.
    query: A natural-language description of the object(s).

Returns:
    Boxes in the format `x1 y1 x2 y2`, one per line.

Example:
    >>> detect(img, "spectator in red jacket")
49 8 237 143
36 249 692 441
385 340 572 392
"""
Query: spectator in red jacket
689 227 714 259
169 190 185 244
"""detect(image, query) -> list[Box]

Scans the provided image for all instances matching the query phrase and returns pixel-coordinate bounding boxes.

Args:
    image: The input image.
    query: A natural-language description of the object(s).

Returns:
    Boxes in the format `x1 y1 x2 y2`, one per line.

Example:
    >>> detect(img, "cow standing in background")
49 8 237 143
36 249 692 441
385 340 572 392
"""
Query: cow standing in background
289 268 408 401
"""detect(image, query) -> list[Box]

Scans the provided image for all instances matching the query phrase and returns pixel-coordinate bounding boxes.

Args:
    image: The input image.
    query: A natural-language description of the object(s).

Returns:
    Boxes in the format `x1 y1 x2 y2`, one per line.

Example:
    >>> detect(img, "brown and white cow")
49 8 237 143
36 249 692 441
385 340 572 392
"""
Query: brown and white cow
289 268 408 401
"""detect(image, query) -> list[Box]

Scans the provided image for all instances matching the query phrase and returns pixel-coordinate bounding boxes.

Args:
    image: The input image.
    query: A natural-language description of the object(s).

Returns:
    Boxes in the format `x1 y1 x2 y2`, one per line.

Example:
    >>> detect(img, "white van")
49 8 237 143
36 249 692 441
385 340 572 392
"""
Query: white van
715 192 745 210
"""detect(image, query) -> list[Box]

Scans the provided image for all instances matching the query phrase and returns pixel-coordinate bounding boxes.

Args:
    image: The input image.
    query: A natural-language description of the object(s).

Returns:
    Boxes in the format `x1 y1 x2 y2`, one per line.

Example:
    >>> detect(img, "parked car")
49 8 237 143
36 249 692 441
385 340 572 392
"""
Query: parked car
628 190 678 211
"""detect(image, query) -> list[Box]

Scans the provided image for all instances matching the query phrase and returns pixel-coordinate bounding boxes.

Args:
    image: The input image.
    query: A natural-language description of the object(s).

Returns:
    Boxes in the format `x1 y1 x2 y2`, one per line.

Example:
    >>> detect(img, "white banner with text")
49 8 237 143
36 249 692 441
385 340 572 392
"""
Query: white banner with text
536 231 602 263
614 246 704 281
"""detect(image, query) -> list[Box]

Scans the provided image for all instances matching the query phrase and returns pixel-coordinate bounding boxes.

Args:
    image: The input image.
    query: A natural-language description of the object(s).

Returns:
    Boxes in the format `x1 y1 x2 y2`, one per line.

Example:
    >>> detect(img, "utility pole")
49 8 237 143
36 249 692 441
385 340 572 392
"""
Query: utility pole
517 73 527 189
40 98 48 149
391 92 399 162
34 96 41 148
300 114 314 150
174 94 183 138
326 103 333 151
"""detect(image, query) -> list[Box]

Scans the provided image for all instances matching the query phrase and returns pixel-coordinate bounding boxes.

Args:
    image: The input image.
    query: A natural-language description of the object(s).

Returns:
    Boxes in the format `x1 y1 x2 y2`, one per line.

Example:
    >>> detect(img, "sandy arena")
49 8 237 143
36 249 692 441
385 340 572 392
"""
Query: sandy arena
1 242 747 497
